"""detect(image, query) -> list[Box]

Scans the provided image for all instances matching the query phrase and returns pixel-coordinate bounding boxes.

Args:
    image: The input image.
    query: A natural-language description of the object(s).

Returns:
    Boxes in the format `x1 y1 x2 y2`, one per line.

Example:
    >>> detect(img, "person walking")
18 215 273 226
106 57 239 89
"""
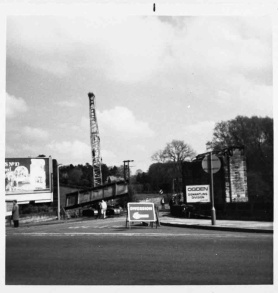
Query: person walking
169 196 175 213
102 200 107 219
161 197 165 210
12 200 19 228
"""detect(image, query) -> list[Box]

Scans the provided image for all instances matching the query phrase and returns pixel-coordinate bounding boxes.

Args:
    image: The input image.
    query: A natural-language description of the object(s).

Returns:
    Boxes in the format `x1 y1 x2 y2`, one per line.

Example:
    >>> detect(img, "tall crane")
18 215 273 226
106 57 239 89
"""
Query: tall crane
88 92 103 187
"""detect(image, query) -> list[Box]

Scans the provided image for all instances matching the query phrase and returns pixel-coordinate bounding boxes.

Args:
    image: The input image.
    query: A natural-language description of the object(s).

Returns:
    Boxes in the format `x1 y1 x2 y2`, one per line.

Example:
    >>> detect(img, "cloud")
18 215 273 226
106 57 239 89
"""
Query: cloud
216 90 232 105
6 16 172 81
5 142 48 158
239 83 272 117
162 17 271 89
133 145 147 152
181 121 216 154
95 17 172 82
7 16 271 89
56 100 78 108
80 116 90 129
97 107 154 138
101 149 118 166
22 126 49 140
6 93 28 119
47 140 91 163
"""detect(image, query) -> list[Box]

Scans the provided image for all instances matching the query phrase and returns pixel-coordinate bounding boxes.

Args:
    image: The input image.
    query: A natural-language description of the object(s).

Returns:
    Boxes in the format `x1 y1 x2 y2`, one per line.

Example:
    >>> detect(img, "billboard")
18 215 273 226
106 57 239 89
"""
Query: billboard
186 185 210 203
5 157 53 204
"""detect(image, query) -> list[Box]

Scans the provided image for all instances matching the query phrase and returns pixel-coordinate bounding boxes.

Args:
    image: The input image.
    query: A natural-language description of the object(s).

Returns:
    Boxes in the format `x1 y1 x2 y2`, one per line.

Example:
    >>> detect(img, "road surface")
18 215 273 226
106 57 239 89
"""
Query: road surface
6 216 273 285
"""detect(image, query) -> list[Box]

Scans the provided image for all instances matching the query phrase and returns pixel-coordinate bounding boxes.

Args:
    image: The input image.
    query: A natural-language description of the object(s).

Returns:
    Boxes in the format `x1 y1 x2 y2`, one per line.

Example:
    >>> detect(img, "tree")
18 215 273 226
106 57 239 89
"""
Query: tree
152 140 197 200
152 140 196 163
101 164 109 183
151 150 167 163
108 165 123 178
132 171 151 193
148 162 177 193
207 115 273 203
68 168 83 186
135 169 143 175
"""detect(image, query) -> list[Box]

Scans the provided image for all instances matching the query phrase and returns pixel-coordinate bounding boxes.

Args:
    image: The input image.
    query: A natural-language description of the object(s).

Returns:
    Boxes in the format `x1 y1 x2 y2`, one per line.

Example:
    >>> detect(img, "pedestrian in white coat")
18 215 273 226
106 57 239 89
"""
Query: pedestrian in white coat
102 200 107 219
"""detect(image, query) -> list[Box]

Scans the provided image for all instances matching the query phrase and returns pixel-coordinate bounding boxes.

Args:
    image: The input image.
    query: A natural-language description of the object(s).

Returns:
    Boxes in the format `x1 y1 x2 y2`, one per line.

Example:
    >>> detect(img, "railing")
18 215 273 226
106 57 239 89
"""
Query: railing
65 180 128 210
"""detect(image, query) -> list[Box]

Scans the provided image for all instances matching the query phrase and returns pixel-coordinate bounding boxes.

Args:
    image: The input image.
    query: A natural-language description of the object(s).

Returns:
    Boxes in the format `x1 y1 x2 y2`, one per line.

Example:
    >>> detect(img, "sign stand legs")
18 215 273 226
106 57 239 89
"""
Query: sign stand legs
126 213 130 229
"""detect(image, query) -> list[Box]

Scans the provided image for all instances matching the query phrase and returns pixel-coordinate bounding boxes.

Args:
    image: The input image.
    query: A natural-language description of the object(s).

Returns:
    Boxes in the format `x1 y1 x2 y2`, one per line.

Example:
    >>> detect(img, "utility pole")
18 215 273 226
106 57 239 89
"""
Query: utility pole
123 160 134 182
57 164 70 220
208 152 216 225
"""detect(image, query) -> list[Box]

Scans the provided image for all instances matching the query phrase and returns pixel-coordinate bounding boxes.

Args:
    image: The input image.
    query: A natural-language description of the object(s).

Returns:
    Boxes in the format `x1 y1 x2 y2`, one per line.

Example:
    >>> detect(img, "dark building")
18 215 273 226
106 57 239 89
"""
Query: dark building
182 146 248 204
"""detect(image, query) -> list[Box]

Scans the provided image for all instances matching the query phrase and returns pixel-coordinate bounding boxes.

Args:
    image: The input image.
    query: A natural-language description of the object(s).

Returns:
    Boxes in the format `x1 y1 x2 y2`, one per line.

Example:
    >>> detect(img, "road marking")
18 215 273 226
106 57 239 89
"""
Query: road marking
68 226 90 229
6 232 272 239
68 224 125 229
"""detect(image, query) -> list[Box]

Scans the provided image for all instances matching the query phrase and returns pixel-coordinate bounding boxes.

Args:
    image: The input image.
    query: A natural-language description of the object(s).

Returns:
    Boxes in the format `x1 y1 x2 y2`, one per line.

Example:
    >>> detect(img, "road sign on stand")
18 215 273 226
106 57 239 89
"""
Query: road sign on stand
126 202 156 229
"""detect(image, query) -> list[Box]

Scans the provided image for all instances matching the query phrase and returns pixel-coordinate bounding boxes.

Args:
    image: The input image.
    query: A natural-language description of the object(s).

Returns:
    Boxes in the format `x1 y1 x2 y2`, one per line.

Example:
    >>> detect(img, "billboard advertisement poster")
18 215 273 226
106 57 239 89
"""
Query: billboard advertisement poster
5 158 51 194
186 185 210 203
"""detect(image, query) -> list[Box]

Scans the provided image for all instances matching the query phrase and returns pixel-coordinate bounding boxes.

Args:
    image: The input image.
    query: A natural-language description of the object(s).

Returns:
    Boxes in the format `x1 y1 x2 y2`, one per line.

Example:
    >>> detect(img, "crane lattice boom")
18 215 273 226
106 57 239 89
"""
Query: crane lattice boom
88 92 102 187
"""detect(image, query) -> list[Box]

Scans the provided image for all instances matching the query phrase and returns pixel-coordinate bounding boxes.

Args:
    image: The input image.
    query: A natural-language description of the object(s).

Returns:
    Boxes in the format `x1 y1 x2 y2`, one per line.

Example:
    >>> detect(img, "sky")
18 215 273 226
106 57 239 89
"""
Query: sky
5 13 273 173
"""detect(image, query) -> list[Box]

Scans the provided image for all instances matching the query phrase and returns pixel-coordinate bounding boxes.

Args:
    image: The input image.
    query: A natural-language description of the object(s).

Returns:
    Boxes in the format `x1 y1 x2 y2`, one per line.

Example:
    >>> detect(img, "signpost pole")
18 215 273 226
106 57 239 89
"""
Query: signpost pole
209 152 216 225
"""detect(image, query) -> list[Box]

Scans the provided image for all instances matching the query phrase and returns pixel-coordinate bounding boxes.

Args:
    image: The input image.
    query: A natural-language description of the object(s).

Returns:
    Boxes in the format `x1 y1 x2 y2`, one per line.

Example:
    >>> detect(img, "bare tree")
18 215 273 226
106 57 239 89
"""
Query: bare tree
151 149 167 163
152 140 196 200
163 140 196 163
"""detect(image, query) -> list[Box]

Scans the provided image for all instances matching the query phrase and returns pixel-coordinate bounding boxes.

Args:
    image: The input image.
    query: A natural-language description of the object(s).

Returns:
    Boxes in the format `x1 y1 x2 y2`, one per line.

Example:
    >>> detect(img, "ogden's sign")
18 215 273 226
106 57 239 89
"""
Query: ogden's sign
186 185 210 203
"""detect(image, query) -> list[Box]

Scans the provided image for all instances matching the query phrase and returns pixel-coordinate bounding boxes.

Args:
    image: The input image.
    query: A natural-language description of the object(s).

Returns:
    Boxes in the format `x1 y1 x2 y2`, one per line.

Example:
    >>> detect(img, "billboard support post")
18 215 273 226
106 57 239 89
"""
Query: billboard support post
57 164 63 221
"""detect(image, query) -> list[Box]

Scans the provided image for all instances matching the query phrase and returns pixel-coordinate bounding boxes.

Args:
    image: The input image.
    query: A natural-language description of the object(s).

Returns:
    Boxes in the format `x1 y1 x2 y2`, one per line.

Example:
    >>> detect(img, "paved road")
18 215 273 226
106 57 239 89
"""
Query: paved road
6 217 273 285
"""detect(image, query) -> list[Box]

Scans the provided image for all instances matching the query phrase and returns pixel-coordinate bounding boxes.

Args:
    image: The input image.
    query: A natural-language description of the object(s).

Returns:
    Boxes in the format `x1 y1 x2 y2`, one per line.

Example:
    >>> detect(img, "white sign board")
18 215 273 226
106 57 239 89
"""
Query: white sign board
186 185 210 203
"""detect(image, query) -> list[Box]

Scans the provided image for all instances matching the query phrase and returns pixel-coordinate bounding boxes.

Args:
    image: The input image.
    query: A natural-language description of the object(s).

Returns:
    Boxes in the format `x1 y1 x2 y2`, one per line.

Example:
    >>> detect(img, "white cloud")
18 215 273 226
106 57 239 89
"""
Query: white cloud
7 16 172 81
96 17 172 82
182 121 216 154
100 149 118 166
56 100 78 108
239 83 272 117
216 90 232 105
80 116 90 130
37 60 71 77
6 15 272 170
97 107 154 138
5 142 46 158
133 145 147 152
22 126 49 140
7 16 271 88
6 93 28 119
47 140 91 164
